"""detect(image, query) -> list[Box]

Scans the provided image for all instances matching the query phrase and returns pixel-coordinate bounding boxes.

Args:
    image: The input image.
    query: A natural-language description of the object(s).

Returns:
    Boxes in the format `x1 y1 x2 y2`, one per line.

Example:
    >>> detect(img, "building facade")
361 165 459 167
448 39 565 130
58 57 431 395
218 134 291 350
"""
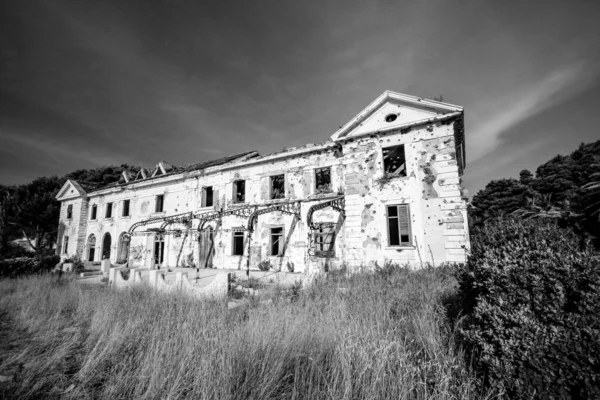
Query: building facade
56 91 469 274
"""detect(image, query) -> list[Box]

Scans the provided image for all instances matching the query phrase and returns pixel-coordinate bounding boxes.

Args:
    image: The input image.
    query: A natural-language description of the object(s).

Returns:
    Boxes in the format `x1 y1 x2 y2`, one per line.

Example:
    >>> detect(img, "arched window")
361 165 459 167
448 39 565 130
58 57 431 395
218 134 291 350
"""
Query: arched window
87 234 96 262
117 232 130 264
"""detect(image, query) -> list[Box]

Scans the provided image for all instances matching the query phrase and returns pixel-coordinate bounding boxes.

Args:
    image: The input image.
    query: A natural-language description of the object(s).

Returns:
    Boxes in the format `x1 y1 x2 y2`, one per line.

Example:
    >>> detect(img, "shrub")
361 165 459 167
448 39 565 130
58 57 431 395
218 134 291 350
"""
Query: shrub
456 219 600 399
258 260 271 271
63 255 85 273
0 255 59 279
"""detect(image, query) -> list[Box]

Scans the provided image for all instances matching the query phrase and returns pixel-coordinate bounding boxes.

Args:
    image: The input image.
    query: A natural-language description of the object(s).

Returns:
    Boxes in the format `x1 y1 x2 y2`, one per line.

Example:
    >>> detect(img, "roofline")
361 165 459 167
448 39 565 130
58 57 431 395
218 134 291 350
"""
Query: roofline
84 143 337 198
330 90 463 141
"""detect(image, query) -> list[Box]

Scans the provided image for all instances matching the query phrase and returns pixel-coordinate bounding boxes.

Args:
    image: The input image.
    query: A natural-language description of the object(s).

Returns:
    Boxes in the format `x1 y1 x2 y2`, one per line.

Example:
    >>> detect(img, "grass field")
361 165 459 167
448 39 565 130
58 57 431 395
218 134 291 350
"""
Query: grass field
0 266 489 399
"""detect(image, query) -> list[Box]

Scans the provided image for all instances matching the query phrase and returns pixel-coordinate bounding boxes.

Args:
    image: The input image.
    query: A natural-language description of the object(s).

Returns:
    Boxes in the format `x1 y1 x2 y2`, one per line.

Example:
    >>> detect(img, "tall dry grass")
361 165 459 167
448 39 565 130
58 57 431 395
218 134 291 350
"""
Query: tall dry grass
0 266 488 399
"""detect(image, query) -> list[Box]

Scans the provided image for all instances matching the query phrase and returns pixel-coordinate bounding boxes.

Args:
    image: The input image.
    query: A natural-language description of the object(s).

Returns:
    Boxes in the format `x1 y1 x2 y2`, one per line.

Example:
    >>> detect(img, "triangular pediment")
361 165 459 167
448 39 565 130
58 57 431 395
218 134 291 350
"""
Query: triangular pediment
56 180 86 201
331 91 463 141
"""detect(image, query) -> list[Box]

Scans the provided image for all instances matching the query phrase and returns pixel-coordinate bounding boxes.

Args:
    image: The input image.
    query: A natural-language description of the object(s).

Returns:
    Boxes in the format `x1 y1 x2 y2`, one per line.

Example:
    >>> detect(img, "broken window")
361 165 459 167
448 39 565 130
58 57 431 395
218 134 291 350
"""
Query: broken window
233 180 246 203
90 204 97 220
313 223 335 257
383 144 407 176
122 199 130 217
270 227 284 256
315 167 332 194
387 204 412 246
66 204 73 219
270 175 285 200
202 186 213 207
232 229 244 256
105 202 113 218
155 195 164 212
63 236 69 254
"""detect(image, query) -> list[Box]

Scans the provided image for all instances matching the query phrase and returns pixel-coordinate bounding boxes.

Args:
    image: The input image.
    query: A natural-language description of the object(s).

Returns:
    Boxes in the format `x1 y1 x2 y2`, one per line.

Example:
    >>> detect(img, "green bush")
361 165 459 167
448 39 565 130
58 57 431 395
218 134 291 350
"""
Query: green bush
0 255 59 279
456 219 600 398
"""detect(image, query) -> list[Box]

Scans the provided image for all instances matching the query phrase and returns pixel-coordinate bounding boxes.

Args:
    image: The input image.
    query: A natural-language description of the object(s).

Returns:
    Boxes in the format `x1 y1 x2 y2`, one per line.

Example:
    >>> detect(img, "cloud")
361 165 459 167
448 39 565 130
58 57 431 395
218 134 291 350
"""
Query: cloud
468 61 596 162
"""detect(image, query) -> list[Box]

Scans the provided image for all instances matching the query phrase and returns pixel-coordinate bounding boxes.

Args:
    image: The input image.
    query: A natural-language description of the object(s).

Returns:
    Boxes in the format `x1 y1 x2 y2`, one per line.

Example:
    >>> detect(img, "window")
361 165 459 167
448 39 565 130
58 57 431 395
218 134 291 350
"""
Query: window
383 144 407 176
105 202 113 218
270 227 284 256
270 175 285 200
90 204 97 220
63 236 69 254
315 167 332 194
122 199 130 217
313 223 335 257
233 180 246 203
66 204 73 219
232 229 244 256
202 186 213 207
155 194 164 212
387 204 412 246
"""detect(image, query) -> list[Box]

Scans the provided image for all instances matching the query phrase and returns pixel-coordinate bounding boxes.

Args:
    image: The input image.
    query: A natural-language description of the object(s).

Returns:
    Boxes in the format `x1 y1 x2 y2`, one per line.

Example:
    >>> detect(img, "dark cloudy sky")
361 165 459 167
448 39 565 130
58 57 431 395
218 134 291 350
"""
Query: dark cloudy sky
1 0 599 194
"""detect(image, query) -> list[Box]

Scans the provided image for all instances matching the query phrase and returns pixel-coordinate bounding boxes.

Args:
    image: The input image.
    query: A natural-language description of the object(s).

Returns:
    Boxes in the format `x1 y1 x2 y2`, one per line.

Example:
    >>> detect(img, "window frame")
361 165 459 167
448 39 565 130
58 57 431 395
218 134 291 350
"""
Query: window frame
382 144 408 177
202 186 214 208
270 174 285 200
231 229 245 256
315 167 332 194
90 204 97 220
233 180 246 203
155 194 164 213
386 204 412 247
122 199 131 217
63 236 69 254
105 202 113 219
313 223 335 257
269 226 285 256
66 204 73 219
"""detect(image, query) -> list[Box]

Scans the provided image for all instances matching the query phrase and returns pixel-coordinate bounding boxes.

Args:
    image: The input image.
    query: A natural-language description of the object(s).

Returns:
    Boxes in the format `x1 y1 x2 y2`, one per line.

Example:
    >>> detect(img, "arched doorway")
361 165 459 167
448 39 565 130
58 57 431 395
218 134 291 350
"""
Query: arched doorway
102 233 112 261
87 234 96 262
116 232 130 264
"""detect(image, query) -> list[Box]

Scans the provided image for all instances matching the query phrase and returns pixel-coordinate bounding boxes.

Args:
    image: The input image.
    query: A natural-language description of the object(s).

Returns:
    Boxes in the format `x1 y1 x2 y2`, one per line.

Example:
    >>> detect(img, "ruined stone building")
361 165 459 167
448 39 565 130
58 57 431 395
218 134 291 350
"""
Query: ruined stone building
56 91 469 274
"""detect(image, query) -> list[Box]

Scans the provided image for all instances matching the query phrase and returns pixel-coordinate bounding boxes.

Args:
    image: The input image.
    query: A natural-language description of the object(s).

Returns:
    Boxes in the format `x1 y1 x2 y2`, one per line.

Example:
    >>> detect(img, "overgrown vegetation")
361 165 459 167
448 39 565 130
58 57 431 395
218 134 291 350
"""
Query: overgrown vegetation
0 267 486 400
456 219 600 398
0 255 59 279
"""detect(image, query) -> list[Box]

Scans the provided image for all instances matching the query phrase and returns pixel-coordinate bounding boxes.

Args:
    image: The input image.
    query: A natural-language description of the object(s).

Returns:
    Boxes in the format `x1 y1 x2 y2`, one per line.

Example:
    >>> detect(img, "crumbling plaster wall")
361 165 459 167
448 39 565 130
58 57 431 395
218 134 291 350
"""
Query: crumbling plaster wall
57 198 86 260
340 120 468 267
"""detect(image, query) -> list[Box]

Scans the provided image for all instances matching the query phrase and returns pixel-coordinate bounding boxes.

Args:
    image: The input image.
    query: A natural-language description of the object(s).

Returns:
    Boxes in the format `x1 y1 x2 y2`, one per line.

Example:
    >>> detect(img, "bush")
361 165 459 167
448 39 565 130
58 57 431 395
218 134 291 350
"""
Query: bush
0 255 59 279
63 255 84 273
456 219 600 398
258 260 271 271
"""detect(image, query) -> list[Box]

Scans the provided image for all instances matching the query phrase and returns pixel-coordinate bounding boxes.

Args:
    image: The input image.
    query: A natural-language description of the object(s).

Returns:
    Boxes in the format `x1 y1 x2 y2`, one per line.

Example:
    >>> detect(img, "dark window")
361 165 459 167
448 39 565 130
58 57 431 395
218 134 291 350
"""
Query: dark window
315 167 332 194
91 204 97 220
105 203 113 218
122 199 130 217
66 204 73 219
233 180 246 203
270 227 284 256
383 144 407 176
270 175 285 200
387 204 411 246
155 195 164 212
313 224 335 257
202 187 213 207
232 230 244 256
63 236 69 254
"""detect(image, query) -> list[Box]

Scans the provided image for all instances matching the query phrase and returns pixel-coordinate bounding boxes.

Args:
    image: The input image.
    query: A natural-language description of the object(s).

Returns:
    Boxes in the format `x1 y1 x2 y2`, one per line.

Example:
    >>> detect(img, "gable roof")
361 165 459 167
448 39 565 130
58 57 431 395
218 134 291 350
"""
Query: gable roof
56 179 87 201
330 90 463 141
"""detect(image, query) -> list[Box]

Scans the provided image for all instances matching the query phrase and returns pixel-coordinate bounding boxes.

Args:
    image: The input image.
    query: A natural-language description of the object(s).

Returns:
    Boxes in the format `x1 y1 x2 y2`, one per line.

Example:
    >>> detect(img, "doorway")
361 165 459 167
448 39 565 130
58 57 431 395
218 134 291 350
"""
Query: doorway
154 235 165 267
198 227 214 268
102 233 111 261
87 234 96 262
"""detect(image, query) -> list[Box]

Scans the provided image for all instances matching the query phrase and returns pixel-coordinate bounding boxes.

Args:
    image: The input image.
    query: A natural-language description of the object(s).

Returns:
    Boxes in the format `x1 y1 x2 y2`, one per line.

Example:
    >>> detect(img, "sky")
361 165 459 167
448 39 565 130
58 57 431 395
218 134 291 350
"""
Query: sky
1 0 599 195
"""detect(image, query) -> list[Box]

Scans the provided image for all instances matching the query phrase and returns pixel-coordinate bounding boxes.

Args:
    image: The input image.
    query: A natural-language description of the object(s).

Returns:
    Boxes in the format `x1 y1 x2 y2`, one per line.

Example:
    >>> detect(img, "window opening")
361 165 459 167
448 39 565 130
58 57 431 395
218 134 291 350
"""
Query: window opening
270 227 284 256
66 204 73 219
270 175 285 200
105 202 113 218
63 236 69 254
202 186 213 207
122 199 130 217
232 229 244 256
315 167 332 194
313 223 335 257
233 180 246 203
90 204 97 220
385 113 398 123
155 194 164 212
387 204 411 246
383 144 407 176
